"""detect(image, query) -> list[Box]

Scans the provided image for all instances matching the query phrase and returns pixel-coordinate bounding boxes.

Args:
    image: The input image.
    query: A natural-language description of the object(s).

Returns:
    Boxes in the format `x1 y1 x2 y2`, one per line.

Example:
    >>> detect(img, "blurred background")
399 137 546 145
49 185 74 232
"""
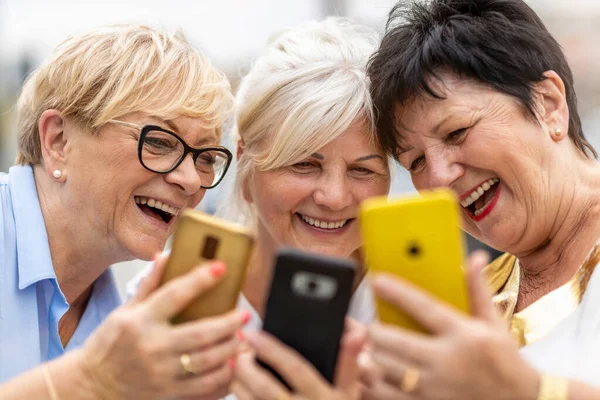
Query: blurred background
2 0 599 297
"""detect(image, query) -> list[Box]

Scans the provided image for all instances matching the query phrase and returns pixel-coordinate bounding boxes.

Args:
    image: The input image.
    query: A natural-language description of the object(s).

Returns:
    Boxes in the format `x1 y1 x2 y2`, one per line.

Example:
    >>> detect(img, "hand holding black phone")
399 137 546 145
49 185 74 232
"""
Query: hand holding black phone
258 247 357 388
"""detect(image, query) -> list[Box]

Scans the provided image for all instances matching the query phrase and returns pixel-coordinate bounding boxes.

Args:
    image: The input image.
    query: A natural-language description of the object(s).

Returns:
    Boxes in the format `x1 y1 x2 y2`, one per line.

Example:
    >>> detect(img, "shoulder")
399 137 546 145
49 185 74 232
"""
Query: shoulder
484 252 517 294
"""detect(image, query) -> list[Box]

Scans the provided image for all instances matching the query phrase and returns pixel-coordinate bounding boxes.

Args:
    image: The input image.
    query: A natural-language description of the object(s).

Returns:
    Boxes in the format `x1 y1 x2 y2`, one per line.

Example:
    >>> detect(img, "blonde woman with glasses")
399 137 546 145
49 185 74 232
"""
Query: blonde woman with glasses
0 24 247 399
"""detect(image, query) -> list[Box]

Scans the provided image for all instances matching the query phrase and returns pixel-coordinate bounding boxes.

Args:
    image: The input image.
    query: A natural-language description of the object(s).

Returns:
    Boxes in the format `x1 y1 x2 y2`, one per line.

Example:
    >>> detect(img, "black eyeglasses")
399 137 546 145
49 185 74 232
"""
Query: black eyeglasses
107 120 233 189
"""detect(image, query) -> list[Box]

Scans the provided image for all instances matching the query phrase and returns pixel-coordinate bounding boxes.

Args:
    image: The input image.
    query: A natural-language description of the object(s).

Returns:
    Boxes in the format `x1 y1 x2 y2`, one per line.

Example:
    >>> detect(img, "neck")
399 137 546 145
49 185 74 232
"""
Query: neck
34 165 121 304
515 160 600 311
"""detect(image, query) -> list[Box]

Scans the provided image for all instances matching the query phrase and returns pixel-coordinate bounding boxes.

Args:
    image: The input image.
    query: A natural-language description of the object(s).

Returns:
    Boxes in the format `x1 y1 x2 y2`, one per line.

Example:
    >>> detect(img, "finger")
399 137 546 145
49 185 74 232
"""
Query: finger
175 362 233 398
233 352 290 400
245 331 326 397
357 350 384 388
467 251 504 326
230 381 255 400
171 337 239 379
344 317 366 337
171 310 249 352
367 323 432 366
371 273 460 334
131 253 167 304
361 380 410 400
145 261 226 320
370 350 412 388
334 321 366 390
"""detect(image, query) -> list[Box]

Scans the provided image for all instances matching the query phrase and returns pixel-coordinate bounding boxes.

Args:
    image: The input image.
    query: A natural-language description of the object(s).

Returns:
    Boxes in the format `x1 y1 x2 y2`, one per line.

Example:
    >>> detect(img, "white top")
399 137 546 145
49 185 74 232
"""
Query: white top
520 266 600 385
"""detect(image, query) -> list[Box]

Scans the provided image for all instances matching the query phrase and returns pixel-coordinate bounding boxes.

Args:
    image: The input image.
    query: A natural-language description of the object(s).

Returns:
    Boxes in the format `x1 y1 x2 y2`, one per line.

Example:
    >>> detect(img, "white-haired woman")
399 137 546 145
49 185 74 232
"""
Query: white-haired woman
226 17 391 400
0 25 247 400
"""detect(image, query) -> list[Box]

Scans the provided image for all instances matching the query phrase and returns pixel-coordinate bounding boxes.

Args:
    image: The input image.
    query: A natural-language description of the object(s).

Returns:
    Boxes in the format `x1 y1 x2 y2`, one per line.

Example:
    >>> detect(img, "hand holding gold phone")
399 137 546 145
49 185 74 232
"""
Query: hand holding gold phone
359 189 470 332
161 209 254 324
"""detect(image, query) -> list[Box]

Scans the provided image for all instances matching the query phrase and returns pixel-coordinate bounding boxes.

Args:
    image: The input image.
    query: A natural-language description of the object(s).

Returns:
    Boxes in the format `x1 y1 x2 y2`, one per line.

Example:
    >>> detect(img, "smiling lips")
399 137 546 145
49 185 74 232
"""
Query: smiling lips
459 177 501 220
298 213 350 230
135 195 181 224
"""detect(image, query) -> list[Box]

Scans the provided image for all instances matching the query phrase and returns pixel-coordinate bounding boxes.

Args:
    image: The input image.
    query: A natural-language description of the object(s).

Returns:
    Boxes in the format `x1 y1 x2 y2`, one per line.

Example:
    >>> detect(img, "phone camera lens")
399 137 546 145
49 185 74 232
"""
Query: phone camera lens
408 243 421 257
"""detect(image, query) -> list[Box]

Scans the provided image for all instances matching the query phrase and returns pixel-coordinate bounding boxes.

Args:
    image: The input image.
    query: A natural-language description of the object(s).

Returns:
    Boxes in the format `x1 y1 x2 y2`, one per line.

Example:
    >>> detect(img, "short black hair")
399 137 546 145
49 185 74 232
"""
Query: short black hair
368 0 597 160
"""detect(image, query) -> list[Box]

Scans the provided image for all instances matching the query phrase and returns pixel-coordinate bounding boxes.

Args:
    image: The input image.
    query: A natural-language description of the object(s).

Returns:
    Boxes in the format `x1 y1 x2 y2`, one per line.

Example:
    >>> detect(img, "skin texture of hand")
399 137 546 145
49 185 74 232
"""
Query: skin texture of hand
360 251 541 400
231 320 366 400
77 254 247 400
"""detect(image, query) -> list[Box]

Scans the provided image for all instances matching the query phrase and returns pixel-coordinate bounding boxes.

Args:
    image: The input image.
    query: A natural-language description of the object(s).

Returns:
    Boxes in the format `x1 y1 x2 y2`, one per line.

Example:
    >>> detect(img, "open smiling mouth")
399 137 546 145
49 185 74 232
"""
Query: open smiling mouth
135 196 180 224
296 213 354 231
460 178 501 220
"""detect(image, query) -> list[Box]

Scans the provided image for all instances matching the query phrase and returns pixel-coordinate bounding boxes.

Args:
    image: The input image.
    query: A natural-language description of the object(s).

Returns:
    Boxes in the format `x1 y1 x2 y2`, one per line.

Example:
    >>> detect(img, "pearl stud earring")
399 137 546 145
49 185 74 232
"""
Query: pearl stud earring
554 128 562 138
52 170 62 179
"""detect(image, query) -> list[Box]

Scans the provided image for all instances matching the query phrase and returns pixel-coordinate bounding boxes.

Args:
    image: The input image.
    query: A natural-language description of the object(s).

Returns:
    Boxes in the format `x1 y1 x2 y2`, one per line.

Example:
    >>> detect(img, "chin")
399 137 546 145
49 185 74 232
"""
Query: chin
123 235 169 262
298 242 356 259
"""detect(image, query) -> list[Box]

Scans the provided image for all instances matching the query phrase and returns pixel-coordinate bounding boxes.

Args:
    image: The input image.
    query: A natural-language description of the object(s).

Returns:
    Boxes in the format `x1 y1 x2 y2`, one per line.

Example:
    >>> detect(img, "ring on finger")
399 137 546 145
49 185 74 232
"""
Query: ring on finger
401 367 420 393
179 353 197 377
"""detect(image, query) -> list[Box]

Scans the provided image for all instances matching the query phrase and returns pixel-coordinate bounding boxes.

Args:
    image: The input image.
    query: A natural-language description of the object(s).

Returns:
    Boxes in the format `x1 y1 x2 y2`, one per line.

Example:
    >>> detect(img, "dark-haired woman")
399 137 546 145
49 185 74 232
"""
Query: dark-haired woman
360 0 600 398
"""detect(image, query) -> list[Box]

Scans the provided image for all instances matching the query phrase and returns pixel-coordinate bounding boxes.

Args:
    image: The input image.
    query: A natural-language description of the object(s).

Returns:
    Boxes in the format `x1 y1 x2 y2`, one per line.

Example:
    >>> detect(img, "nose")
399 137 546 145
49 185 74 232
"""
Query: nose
164 154 203 195
423 149 464 189
313 170 353 211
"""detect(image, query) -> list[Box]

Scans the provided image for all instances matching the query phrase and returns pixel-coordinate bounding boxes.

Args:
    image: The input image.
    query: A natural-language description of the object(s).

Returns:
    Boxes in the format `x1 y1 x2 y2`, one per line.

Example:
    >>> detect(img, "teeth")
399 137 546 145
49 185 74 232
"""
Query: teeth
134 196 180 216
460 178 500 208
299 214 348 230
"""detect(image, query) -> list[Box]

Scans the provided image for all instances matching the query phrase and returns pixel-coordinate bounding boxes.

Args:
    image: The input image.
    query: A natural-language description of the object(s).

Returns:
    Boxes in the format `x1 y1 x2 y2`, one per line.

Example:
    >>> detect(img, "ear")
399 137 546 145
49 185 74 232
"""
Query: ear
38 110 68 179
534 71 569 141
236 139 244 160
242 172 253 204
237 140 253 204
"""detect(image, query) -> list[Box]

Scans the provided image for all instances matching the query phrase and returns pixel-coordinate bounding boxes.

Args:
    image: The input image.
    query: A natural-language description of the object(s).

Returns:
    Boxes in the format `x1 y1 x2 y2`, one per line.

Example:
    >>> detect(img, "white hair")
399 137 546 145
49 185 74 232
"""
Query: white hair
222 17 381 224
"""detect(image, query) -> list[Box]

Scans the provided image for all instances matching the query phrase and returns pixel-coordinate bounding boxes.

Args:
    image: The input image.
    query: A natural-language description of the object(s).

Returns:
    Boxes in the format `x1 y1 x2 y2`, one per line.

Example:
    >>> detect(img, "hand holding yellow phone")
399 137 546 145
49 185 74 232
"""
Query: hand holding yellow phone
359 189 470 332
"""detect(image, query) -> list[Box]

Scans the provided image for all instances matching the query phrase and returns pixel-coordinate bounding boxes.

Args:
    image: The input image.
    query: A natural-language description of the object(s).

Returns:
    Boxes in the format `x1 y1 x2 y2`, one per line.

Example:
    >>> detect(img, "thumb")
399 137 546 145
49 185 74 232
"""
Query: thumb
130 253 168 304
466 250 503 326
334 321 367 393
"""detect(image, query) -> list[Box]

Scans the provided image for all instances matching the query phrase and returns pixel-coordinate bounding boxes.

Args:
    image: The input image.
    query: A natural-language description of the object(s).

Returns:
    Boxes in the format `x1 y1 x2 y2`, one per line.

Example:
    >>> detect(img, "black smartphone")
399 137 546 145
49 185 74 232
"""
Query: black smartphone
258 247 357 387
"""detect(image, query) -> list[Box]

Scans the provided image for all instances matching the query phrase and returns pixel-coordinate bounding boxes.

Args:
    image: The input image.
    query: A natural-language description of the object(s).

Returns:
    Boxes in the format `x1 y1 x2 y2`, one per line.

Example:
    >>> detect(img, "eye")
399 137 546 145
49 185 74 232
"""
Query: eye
197 152 216 166
350 166 375 176
290 161 319 173
446 128 467 144
409 155 426 173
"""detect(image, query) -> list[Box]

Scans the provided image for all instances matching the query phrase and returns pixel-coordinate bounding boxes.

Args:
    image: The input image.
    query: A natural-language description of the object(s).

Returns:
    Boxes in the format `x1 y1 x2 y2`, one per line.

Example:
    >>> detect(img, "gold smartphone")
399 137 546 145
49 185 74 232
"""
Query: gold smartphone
161 209 254 324
359 189 470 332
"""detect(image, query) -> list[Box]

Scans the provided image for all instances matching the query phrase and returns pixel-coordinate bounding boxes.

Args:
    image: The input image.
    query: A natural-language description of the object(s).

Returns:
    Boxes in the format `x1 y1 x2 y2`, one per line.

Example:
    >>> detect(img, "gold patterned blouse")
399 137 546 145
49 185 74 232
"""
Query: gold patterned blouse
487 242 600 347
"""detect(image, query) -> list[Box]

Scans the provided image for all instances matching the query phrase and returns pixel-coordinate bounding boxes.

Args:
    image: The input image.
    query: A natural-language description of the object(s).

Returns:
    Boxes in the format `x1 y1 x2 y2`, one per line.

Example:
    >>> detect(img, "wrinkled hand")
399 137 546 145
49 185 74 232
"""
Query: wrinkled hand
78 254 247 400
231 319 366 400
360 251 540 400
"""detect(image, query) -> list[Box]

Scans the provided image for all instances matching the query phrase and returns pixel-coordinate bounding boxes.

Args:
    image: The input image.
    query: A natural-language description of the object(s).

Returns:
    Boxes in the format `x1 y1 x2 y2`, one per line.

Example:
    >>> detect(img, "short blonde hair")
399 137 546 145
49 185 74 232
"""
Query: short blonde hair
16 24 234 165
231 17 382 223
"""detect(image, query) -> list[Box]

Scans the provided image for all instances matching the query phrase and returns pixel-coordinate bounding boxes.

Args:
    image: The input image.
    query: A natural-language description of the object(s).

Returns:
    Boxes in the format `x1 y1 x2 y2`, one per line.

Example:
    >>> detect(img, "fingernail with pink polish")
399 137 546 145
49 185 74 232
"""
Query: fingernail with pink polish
209 262 226 277
241 311 251 325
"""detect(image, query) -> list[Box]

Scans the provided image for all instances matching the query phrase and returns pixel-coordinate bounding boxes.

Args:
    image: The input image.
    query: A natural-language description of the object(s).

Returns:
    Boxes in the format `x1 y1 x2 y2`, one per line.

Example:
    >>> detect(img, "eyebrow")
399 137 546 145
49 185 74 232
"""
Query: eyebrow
148 116 217 147
432 114 455 134
310 153 385 162
355 154 384 162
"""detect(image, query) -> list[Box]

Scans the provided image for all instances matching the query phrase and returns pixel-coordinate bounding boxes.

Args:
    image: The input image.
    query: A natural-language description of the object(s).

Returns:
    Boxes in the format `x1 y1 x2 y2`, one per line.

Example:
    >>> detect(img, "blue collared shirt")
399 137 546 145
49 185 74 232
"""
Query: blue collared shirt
0 165 122 382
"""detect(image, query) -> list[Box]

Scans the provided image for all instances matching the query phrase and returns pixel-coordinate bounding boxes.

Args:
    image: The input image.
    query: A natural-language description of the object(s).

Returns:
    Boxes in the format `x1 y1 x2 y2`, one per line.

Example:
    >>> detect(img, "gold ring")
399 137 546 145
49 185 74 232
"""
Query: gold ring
180 353 197 377
401 367 420 393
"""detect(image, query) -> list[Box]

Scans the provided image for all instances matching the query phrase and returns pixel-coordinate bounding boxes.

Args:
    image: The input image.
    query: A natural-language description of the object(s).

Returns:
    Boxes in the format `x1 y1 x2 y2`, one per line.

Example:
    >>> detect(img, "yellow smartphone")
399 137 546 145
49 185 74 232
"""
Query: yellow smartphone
161 209 254 324
359 189 470 332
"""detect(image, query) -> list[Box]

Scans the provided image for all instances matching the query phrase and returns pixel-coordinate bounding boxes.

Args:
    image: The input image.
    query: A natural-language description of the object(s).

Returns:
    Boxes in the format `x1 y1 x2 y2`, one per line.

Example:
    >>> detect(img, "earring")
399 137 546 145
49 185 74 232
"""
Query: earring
554 128 562 138
52 170 62 179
